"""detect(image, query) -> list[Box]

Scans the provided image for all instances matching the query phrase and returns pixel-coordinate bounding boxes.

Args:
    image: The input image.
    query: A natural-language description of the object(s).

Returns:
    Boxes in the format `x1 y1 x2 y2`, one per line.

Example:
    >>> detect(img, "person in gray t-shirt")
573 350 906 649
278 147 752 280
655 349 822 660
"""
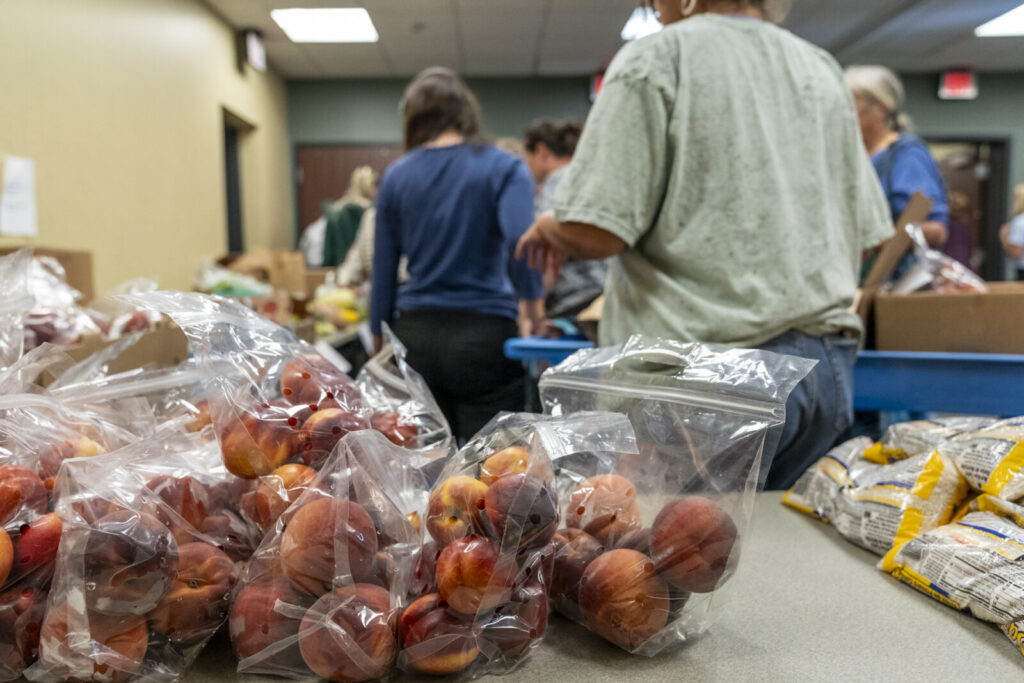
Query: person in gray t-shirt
516 0 893 489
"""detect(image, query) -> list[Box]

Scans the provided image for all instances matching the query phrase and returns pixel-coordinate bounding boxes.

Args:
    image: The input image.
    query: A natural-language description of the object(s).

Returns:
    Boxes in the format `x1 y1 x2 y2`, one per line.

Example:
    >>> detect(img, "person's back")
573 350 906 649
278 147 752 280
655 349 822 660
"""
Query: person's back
561 14 889 346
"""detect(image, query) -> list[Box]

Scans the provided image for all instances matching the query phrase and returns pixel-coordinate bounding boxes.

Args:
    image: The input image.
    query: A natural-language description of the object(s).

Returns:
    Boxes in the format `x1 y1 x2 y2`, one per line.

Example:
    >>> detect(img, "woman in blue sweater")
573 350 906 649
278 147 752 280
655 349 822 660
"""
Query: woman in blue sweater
370 68 544 442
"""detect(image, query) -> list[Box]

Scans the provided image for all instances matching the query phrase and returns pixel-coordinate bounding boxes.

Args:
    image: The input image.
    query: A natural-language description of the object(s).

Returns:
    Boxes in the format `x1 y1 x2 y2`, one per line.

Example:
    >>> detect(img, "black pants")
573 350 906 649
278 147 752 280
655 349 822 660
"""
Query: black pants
392 309 525 444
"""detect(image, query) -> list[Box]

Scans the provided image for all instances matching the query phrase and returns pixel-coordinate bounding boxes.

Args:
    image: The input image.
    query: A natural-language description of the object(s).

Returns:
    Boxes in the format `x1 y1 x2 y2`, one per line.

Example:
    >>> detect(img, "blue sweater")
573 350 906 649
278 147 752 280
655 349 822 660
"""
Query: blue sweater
871 134 949 225
370 144 543 335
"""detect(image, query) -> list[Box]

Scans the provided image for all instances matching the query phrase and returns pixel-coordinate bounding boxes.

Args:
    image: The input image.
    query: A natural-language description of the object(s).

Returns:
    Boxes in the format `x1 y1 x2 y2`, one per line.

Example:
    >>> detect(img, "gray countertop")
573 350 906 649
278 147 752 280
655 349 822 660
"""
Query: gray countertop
187 492 1024 682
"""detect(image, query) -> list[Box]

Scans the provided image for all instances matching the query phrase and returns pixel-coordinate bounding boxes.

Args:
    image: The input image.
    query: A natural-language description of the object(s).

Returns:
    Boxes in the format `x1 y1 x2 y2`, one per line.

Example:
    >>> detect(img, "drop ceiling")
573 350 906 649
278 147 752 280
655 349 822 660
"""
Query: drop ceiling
204 0 1024 78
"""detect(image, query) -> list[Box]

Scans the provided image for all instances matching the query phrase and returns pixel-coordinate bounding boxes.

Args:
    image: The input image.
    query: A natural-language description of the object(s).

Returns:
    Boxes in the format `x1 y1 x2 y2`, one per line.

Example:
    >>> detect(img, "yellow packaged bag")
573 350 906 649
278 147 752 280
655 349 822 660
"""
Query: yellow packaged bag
938 419 1024 501
862 417 995 465
782 437 872 520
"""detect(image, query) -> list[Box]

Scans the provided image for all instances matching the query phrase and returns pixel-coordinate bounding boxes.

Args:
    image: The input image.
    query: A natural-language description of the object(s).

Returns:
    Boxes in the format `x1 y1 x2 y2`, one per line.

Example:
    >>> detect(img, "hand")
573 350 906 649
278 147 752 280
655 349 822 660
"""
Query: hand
516 213 567 280
372 334 383 355
518 299 546 338
1000 222 1011 246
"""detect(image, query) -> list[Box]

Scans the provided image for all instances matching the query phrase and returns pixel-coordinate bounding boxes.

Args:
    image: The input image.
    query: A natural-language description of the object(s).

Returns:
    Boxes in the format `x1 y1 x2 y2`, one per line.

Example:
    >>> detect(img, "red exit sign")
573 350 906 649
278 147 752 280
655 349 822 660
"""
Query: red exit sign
938 70 978 100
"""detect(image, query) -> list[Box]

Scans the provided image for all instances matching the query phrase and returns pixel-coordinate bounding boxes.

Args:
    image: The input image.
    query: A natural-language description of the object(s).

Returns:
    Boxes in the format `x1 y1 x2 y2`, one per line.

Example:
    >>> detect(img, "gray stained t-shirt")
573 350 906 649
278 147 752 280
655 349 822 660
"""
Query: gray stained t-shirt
554 14 892 347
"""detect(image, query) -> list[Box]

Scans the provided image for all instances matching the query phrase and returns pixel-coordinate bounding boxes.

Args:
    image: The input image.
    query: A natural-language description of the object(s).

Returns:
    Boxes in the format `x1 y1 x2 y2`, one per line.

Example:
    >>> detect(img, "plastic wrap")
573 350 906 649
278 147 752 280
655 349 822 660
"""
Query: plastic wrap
23 257 101 349
89 279 162 340
0 248 34 369
890 223 987 295
397 412 626 677
25 435 250 682
937 417 1024 501
538 335 815 654
123 292 452 480
229 430 418 680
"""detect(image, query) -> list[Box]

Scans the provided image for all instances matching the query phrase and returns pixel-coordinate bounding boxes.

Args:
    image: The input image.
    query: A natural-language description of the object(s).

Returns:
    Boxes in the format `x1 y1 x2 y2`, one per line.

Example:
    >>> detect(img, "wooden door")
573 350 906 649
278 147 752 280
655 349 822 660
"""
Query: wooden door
295 144 403 235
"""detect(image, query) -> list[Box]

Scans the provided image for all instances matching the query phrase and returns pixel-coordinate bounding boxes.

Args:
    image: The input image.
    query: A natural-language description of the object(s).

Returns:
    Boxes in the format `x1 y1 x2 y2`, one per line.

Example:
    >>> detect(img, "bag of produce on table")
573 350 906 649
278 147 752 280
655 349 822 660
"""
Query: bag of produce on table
862 416 996 465
936 418 1024 502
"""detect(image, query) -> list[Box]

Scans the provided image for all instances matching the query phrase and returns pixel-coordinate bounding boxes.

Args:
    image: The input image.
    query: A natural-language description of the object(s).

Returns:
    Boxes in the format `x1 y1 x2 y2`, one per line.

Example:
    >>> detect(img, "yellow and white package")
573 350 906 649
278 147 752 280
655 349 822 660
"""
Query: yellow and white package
882 505 1024 657
830 450 969 556
938 418 1024 501
782 437 873 520
863 416 996 465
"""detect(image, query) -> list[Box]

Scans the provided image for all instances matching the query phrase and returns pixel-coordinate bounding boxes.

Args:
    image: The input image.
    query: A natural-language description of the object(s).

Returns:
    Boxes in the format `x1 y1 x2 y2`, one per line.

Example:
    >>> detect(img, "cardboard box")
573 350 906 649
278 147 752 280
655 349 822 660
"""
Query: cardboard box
225 248 308 296
875 282 1024 354
0 246 94 303
306 268 334 299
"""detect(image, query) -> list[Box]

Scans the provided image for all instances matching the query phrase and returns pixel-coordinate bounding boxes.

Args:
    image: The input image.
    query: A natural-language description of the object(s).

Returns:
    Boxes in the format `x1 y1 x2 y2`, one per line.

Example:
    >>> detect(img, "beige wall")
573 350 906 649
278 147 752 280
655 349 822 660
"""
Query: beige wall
0 0 293 294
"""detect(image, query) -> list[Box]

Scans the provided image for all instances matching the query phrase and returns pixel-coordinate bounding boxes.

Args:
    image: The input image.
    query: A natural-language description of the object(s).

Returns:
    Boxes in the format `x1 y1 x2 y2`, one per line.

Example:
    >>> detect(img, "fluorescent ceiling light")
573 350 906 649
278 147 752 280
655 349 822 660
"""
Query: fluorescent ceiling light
976 3 1024 37
271 8 379 43
621 7 662 41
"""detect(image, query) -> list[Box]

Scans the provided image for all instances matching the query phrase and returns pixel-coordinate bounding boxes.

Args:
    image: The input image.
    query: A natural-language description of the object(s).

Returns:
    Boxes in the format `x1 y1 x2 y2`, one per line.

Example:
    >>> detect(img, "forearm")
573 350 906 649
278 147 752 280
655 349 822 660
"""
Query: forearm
1007 243 1024 261
921 221 948 247
539 216 626 260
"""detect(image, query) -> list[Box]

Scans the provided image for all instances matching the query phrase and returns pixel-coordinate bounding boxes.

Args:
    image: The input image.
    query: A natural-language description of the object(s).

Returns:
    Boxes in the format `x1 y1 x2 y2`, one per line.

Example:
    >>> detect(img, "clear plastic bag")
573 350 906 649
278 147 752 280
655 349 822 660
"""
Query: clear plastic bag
890 223 987 295
397 411 633 677
124 292 453 481
25 434 249 682
89 279 162 340
0 247 34 369
23 256 101 349
539 335 815 654
230 430 418 680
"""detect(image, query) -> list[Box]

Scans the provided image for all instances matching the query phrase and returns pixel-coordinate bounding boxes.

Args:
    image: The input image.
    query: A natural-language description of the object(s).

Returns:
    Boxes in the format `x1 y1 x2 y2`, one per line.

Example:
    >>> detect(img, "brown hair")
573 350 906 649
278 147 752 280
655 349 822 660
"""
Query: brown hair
401 67 481 150
640 0 791 23
524 120 584 158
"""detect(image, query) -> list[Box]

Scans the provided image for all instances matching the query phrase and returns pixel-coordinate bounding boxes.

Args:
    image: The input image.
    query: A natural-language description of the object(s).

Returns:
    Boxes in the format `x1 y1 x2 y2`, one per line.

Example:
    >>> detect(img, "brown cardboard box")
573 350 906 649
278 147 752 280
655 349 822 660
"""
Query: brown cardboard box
226 248 308 296
306 268 333 299
875 282 1024 354
0 246 94 303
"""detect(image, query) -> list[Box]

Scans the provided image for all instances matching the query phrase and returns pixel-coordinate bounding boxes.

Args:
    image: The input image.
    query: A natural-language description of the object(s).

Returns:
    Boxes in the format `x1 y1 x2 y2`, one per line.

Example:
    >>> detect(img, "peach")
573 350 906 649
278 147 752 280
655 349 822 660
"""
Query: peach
299 584 397 682
483 585 548 658
280 354 362 410
484 474 558 551
614 528 652 555
409 541 441 598
12 512 62 585
297 408 369 468
0 586 47 677
650 497 738 594
148 542 236 645
240 463 318 534
578 549 669 651
398 593 479 675
280 499 378 595
436 536 515 615
80 510 178 615
186 399 213 433
565 474 642 546
549 528 603 618
37 437 106 489
199 513 257 563
230 573 313 671
0 529 10 587
480 446 553 486
370 412 419 448
426 476 489 546
39 603 148 683
0 465 47 527
219 403 303 479
145 475 209 544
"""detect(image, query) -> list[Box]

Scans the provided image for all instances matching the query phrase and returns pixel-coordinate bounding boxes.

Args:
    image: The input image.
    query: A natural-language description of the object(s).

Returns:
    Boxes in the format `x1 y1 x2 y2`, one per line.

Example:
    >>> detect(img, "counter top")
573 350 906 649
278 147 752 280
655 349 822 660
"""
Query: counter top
188 492 1023 681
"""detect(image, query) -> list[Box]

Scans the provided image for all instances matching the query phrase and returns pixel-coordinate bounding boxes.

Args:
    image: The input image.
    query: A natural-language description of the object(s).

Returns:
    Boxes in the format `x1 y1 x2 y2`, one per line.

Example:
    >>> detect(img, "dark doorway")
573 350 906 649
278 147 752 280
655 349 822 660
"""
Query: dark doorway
224 120 244 253
294 143 403 240
926 138 1010 281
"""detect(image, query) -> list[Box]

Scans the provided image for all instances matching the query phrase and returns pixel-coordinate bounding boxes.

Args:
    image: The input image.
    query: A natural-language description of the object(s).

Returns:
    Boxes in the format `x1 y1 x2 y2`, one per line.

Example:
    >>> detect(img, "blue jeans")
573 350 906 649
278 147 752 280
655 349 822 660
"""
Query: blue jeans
756 330 857 491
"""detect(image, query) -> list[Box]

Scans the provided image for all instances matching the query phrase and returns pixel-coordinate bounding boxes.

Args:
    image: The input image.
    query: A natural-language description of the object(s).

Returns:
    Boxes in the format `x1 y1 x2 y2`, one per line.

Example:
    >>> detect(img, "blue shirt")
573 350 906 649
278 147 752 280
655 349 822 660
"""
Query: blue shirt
871 134 949 225
370 144 543 335
1009 214 1024 268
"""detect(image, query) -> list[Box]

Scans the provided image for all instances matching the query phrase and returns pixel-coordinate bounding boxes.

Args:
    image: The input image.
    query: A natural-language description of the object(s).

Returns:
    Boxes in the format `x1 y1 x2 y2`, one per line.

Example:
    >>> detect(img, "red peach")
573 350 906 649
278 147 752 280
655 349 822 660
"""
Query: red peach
614 528 653 555
398 593 479 675
219 403 302 479
426 476 489 546
280 499 378 595
548 528 603 618
148 542 236 645
0 465 47 527
565 474 642 546
484 474 558 551
436 536 515 615
38 603 149 683
298 584 396 682
0 529 11 587
280 354 362 410
37 437 106 490
650 497 738 594
480 447 554 486
80 510 179 615
483 585 549 658
409 541 441 598
230 573 313 672
370 412 419 448
240 463 318 534
12 512 62 585
199 513 257 563
145 475 210 544
578 549 669 651
0 586 47 677
297 408 369 468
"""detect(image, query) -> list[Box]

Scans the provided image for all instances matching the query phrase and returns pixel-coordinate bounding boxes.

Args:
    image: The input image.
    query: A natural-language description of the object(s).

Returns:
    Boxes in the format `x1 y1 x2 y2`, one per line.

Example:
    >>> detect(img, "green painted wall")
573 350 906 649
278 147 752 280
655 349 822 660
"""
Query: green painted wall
288 77 593 144
902 73 1024 214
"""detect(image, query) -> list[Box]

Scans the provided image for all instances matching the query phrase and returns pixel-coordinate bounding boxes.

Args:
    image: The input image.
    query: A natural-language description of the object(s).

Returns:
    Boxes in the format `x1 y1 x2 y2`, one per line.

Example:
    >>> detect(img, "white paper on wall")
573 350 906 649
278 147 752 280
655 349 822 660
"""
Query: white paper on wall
0 155 38 237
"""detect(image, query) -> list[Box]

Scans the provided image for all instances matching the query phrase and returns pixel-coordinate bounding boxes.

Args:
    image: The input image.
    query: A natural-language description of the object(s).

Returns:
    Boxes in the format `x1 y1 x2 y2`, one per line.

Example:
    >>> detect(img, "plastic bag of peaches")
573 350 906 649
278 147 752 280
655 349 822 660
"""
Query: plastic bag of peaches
0 247 35 370
397 411 639 678
228 429 423 681
539 335 816 655
123 292 452 482
22 432 257 682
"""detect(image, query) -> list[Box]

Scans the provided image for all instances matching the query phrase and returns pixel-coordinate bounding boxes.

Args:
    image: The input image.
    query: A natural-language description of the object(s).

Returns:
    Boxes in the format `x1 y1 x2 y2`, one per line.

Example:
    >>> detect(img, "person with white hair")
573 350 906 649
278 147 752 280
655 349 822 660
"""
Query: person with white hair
515 0 893 489
845 65 949 251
